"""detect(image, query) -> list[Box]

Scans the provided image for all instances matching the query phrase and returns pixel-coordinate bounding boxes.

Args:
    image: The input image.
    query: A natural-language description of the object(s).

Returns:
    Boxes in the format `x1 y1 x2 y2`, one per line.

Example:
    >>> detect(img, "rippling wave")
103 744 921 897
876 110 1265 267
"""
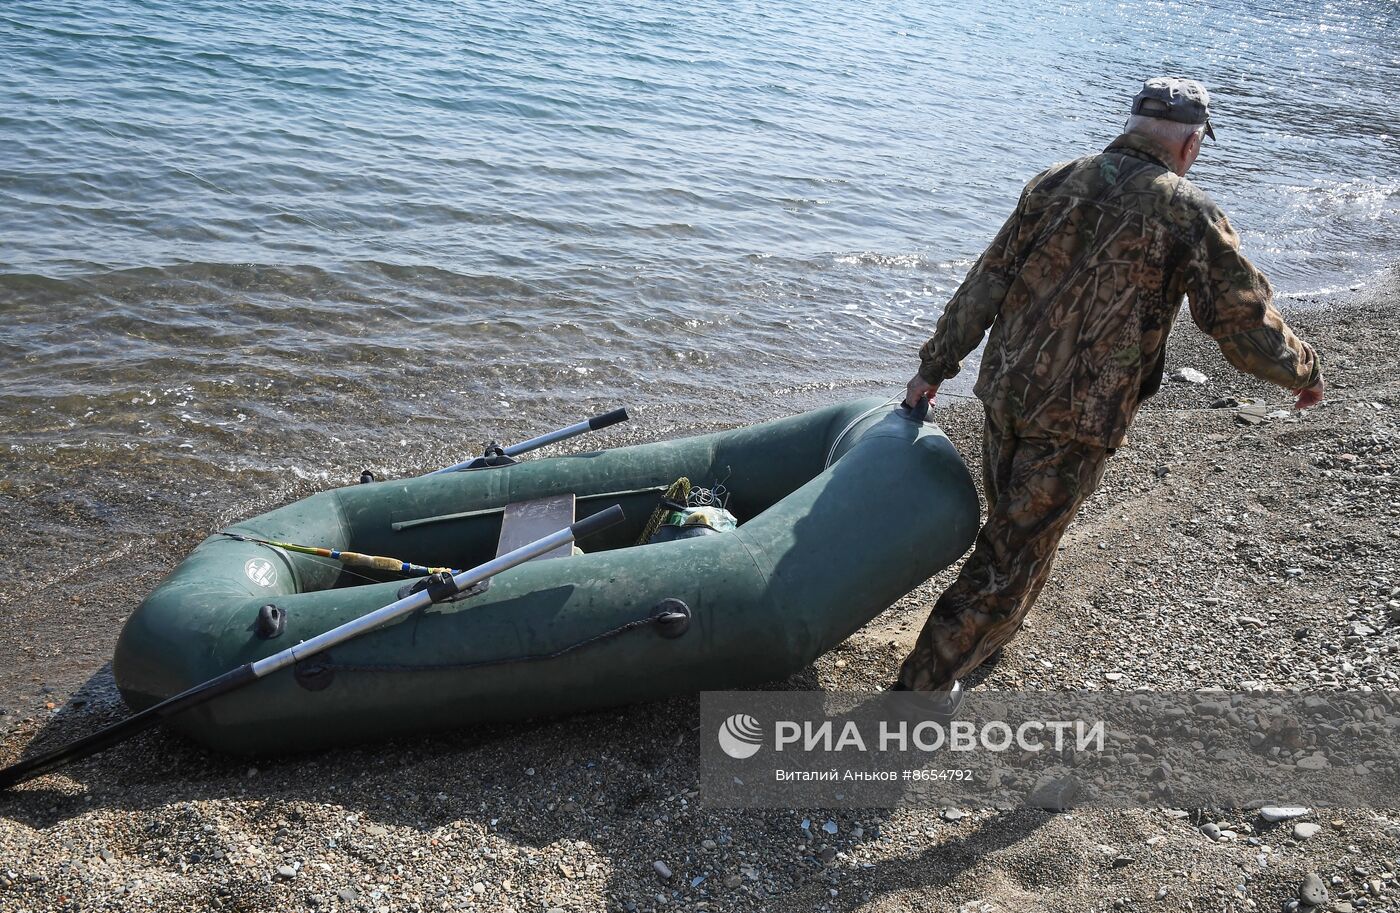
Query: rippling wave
1 0 1398 536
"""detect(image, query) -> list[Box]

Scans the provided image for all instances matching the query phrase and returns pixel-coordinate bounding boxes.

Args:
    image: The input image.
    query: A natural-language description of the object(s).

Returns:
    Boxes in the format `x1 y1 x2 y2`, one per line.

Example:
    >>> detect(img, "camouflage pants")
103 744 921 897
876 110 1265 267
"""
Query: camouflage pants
896 411 1112 691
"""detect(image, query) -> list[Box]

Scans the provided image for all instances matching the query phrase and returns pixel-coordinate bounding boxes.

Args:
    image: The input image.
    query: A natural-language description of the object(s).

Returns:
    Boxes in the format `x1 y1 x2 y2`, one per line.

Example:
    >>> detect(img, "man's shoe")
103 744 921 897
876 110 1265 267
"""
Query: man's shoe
887 679 965 725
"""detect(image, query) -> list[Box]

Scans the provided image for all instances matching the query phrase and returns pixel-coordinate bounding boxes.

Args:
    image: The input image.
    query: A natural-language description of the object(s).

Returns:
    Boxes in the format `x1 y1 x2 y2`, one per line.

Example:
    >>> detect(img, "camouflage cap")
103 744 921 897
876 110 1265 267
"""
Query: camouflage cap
1131 77 1215 140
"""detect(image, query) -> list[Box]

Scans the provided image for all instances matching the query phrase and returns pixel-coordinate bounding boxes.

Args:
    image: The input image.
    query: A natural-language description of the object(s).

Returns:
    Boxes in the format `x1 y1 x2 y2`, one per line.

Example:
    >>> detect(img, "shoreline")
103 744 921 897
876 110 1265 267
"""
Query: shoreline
2 272 1398 912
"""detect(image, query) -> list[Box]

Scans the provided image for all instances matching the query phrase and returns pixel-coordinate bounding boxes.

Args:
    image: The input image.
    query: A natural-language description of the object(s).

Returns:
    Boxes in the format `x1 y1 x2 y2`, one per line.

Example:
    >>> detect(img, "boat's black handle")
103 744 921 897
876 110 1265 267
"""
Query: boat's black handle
571 504 626 541
588 408 629 431
899 397 931 424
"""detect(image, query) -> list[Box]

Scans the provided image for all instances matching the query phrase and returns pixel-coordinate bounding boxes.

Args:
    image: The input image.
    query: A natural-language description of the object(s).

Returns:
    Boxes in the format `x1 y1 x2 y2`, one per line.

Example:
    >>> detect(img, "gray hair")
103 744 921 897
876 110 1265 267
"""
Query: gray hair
1124 114 1206 147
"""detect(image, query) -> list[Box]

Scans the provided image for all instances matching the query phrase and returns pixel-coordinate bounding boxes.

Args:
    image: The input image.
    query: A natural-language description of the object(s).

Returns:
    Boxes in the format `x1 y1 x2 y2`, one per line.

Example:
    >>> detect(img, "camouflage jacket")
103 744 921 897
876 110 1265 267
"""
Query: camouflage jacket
918 131 1321 449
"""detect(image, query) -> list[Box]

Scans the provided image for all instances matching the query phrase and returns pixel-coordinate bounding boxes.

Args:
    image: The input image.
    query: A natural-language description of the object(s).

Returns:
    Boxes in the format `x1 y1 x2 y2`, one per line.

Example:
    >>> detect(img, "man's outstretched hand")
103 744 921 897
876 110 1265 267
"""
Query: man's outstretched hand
905 374 940 409
1294 378 1325 410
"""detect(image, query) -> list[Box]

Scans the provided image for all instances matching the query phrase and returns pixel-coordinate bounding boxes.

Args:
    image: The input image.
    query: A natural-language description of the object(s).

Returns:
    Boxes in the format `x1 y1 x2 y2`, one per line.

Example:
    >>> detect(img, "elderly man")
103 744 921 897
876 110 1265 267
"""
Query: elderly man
896 77 1324 693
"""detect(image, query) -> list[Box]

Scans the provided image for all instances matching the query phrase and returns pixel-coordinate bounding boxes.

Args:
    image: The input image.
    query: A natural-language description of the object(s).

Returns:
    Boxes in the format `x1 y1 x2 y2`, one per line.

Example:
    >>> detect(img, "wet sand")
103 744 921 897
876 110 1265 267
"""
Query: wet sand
1 272 1398 912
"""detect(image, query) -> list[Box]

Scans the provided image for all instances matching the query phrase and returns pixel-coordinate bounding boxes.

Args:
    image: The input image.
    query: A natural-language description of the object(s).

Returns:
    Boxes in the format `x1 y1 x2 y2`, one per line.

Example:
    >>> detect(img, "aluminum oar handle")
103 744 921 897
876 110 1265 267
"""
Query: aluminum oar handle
0 505 625 792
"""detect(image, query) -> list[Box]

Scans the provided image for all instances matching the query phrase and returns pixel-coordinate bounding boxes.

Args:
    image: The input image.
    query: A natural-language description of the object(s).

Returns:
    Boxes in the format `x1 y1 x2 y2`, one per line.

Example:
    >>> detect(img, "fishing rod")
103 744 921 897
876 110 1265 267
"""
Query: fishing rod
429 407 629 474
0 505 625 791
218 532 456 578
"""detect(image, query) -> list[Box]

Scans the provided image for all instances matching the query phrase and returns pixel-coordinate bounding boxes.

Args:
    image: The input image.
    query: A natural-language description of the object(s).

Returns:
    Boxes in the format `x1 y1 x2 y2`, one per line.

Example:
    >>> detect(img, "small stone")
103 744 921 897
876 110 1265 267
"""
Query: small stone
1201 822 1222 841
472 882 486 896
1105 672 1124 681
1155 886 1169 900
1299 872 1329 906
276 865 297 880
1296 753 1330 770
337 888 358 903
723 874 743 889
653 860 672 880
940 808 966 822
1236 403 1268 425
1260 807 1310 823
701 839 716 850
1293 823 1322 840
1112 855 1135 868
1172 367 1208 384
822 820 838 835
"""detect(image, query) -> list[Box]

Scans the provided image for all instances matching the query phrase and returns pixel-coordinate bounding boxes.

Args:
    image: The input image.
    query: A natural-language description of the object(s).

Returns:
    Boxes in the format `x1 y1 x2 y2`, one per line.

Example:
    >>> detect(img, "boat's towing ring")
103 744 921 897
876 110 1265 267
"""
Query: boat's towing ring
651 598 691 639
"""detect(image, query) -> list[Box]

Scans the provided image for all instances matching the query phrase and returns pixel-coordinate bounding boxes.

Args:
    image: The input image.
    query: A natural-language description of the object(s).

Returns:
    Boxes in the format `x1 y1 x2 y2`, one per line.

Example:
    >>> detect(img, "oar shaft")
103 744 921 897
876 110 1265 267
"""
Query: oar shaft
502 408 625 457
431 407 628 474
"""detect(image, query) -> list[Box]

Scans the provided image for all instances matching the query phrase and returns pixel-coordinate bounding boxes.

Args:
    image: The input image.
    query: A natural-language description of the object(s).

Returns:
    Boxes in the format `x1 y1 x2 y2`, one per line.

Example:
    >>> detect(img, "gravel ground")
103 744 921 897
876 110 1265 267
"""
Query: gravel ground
2 274 1398 913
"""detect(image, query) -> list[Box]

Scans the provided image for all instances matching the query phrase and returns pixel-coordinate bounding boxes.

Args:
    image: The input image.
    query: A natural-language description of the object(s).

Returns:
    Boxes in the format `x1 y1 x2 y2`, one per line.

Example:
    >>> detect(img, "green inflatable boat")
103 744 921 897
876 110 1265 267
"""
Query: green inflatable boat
112 398 979 755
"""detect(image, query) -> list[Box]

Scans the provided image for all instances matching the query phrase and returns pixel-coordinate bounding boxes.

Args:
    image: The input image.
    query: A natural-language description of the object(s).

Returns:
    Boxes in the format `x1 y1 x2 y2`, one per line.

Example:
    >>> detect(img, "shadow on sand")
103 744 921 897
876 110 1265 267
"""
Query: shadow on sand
2 648 1044 911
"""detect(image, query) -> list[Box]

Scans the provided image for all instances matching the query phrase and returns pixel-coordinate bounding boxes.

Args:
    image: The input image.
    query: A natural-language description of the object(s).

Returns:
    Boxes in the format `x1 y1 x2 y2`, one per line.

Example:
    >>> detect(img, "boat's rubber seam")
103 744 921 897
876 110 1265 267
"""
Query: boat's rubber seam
731 528 776 588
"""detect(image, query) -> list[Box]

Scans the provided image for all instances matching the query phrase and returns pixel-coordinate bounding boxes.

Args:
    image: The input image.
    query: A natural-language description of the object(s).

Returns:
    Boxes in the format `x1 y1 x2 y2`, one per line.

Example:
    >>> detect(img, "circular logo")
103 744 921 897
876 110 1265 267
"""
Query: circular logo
244 558 278 588
717 713 763 759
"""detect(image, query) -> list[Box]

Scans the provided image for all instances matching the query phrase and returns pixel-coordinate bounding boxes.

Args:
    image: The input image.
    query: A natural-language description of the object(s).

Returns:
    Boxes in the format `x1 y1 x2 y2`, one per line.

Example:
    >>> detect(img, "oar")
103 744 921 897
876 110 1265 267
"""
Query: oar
218 532 456 577
430 407 629 474
0 505 625 791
